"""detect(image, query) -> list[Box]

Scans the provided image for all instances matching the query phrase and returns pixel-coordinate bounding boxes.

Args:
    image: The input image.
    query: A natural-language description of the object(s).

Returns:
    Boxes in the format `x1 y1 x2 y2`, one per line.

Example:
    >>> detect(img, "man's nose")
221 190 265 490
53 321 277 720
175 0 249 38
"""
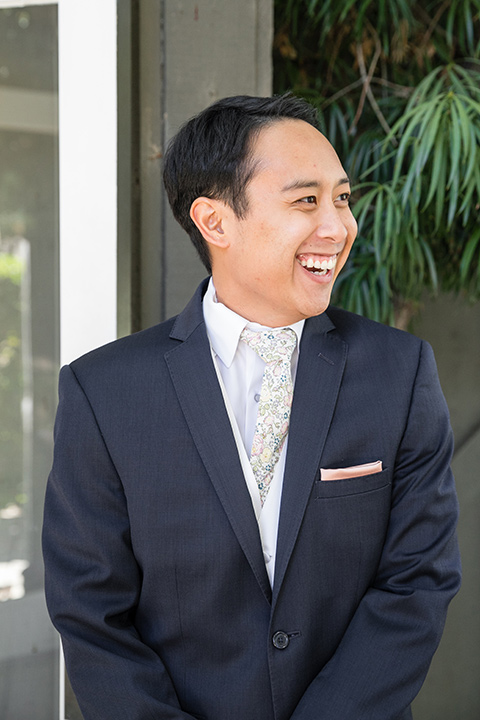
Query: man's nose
314 204 348 242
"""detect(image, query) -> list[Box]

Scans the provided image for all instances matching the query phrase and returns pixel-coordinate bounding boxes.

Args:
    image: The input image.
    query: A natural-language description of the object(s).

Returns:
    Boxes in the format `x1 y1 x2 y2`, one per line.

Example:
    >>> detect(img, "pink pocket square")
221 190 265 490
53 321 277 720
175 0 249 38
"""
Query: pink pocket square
320 460 383 481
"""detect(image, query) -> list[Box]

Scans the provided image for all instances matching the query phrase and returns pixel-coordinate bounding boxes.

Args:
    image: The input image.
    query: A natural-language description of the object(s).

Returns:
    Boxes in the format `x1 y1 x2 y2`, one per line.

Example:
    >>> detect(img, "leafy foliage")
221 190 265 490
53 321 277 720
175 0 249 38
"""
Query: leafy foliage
274 0 480 327
0 250 23 509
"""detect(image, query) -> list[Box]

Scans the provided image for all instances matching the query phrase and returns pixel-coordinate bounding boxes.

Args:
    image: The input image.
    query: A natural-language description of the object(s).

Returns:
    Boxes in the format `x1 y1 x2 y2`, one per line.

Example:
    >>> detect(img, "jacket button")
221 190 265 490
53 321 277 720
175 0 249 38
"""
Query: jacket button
272 631 289 649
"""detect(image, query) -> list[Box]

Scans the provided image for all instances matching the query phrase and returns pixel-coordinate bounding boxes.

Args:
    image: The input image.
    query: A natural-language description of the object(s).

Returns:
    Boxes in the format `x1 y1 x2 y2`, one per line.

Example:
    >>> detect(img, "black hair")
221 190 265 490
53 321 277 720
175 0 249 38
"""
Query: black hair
162 93 318 272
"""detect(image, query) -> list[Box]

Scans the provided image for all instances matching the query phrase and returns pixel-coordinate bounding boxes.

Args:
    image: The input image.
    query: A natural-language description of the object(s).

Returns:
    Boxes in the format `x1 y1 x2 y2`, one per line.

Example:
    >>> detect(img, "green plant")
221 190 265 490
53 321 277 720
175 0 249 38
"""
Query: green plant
0 250 24 510
274 0 480 327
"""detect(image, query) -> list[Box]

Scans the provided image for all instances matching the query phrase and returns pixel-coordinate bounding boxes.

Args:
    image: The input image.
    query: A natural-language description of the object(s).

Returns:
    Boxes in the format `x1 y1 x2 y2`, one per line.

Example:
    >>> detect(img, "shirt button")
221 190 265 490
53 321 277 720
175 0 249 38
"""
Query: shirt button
254 393 260 402
272 631 289 650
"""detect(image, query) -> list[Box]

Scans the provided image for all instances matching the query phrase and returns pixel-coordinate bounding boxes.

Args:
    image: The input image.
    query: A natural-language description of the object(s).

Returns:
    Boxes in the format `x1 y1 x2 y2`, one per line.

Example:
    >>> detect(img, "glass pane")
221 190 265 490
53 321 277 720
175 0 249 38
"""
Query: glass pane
0 5 59 718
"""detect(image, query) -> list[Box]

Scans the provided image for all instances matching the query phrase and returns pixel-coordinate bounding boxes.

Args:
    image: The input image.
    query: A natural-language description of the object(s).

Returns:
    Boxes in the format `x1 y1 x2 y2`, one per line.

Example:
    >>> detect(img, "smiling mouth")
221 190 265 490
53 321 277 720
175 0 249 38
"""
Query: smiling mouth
296 253 339 276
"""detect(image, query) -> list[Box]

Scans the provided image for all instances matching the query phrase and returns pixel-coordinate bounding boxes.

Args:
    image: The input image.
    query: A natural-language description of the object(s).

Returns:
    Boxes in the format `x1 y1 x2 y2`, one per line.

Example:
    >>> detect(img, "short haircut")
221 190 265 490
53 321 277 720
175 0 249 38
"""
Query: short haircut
163 93 318 272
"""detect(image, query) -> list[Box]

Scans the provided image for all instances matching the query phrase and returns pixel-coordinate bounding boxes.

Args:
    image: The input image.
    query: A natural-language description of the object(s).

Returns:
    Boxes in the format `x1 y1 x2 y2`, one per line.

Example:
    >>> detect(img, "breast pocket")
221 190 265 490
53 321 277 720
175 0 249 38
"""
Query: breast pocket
314 468 391 499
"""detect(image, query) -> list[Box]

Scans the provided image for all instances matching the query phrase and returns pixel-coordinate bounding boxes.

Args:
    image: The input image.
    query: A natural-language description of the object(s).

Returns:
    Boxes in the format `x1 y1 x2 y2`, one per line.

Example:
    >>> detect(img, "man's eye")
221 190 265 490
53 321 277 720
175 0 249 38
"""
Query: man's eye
298 195 316 204
337 193 351 204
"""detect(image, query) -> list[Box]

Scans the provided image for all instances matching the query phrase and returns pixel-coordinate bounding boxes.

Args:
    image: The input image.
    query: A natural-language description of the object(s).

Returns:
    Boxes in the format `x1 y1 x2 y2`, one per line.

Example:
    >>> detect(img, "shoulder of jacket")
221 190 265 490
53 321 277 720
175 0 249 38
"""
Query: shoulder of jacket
326 305 423 350
69 315 179 377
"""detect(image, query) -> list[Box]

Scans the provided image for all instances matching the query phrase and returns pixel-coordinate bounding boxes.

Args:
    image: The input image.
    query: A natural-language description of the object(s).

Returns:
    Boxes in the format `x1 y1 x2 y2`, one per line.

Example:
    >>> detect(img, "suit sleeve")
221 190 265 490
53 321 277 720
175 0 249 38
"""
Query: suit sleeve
290 340 461 720
42 365 196 720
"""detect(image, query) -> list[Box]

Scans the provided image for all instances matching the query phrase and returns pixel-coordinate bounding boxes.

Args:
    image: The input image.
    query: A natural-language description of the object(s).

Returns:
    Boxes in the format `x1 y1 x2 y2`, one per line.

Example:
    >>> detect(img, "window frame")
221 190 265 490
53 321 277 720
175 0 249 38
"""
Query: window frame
1 2 118 718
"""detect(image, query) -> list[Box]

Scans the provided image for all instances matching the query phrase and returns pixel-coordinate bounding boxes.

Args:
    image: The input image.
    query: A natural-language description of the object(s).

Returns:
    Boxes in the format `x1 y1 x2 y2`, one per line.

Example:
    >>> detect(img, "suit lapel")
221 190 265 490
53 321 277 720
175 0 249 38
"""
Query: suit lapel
165 283 272 603
272 312 348 604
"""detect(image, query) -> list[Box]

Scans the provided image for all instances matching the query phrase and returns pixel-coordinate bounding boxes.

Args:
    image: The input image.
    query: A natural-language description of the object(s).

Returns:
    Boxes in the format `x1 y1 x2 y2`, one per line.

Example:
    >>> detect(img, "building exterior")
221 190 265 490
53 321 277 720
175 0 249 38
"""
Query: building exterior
0 1 477 718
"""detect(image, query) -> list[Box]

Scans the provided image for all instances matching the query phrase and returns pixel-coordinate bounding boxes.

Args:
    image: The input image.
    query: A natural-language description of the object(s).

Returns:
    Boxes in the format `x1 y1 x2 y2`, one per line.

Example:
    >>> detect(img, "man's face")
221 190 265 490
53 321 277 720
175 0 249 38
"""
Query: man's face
211 119 357 327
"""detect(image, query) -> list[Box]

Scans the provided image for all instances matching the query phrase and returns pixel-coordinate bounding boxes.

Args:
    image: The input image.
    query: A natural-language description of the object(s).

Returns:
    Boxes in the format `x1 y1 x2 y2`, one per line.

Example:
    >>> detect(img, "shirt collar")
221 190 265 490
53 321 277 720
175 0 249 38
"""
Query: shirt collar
202 277 305 368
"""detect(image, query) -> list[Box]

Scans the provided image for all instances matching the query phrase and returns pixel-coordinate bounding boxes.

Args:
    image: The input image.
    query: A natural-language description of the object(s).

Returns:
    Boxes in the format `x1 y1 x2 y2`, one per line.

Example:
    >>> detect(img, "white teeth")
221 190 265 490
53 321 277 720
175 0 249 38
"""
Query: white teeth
298 254 338 273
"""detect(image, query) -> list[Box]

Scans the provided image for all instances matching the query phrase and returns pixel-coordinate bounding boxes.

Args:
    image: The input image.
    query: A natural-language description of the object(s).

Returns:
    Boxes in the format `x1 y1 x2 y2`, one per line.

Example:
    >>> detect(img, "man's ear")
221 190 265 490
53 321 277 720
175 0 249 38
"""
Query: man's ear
190 197 229 249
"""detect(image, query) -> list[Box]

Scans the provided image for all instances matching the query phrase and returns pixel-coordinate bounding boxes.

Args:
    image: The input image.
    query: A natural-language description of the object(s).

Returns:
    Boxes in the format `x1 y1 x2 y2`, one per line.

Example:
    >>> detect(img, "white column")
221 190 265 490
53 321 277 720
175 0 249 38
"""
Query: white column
58 0 118 365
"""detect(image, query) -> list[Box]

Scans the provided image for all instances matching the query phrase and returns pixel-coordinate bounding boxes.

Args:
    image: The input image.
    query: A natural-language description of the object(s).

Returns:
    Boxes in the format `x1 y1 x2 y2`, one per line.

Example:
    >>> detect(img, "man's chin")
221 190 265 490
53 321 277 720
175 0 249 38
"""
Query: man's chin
302 289 334 319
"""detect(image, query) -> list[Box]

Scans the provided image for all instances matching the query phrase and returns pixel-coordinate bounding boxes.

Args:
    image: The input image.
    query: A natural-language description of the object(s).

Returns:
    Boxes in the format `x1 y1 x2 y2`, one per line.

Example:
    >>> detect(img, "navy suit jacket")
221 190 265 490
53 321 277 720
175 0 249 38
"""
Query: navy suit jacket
43 280 461 720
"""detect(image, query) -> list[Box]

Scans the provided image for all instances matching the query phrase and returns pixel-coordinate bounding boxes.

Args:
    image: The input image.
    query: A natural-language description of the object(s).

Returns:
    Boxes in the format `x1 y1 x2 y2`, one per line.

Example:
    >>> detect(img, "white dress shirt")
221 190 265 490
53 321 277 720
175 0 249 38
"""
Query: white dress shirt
202 278 304 586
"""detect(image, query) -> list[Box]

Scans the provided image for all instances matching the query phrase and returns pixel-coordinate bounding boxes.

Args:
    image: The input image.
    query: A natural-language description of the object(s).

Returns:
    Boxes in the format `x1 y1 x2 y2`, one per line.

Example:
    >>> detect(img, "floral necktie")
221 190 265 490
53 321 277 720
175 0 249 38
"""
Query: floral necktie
240 327 297 505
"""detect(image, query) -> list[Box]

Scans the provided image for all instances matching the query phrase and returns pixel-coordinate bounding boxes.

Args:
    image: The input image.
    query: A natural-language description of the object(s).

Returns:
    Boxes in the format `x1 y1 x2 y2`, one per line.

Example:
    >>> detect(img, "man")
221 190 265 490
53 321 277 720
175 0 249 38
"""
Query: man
43 94 461 720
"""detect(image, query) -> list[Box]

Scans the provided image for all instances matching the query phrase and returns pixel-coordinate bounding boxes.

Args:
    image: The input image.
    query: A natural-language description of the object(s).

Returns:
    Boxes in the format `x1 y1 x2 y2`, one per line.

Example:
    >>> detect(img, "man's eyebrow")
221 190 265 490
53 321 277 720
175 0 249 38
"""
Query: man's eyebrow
281 177 351 192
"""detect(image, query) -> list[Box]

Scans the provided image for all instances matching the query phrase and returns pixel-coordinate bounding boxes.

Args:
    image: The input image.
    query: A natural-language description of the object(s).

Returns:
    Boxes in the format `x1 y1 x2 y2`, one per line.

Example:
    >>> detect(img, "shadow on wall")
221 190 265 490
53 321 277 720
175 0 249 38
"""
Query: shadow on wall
412 294 480 720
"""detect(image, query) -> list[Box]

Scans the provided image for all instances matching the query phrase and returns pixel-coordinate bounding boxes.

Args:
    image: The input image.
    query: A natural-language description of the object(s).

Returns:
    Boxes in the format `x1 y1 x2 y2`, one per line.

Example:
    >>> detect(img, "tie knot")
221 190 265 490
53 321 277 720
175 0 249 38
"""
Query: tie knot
240 327 297 365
